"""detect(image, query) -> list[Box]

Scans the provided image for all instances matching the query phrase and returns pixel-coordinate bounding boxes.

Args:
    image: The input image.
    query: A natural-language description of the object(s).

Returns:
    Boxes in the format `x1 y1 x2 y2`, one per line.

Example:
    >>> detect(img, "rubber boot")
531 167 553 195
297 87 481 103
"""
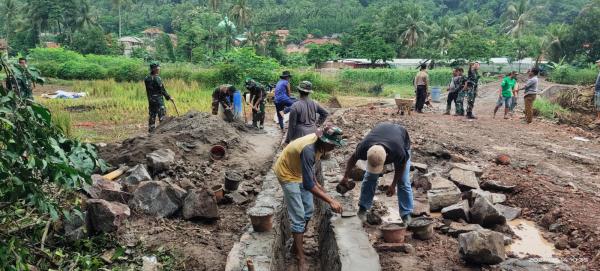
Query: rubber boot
466 112 477 119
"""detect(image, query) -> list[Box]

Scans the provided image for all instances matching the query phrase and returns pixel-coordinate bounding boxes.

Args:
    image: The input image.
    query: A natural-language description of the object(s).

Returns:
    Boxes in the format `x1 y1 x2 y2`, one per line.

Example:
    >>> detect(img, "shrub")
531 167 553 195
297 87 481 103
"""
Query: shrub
548 65 598 85
28 48 84 63
58 61 108 80
219 47 280 83
34 61 61 78
289 71 340 94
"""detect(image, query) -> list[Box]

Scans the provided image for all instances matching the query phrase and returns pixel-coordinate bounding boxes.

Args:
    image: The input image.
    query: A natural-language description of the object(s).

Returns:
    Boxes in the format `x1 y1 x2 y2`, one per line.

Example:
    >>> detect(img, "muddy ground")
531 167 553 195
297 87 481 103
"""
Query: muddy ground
98 112 280 270
329 79 600 270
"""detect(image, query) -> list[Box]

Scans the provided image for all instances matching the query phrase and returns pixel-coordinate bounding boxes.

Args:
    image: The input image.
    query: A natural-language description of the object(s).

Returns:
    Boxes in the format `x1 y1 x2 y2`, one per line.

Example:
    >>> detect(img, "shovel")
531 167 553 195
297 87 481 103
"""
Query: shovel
170 99 180 116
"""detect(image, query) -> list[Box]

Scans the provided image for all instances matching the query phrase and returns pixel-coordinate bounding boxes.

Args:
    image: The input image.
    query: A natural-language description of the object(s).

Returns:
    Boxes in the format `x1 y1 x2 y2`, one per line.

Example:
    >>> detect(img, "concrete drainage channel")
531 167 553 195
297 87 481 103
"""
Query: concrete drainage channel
225 157 381 271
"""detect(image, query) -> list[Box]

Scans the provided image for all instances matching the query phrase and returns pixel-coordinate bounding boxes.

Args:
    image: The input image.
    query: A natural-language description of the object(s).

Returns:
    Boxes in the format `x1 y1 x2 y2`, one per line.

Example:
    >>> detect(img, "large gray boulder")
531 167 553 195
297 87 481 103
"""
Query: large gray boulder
469 196 506 227
83 174 123 198
494 204 522 221
458 229 505 265
146 149 175 174
131 181 187 218
469 189 506 205
87 199 130 233
451 163 483 177
441 200 470 221
449 168 480 191
444 222 484 237
182 189 219 220
427 177 462 211
123 164 152 190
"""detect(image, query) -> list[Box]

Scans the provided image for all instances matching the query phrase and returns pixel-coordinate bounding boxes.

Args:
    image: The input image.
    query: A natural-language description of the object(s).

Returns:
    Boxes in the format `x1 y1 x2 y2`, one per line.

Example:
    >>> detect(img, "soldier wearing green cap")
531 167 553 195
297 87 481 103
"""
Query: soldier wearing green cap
244 78 267 129
144 62 172 132
273 124 344 271
285 81 329 144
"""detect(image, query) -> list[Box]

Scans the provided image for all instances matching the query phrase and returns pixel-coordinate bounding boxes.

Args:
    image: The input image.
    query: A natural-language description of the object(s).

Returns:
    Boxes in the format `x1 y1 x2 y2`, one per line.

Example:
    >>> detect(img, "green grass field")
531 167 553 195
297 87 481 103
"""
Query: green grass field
39 78 418 142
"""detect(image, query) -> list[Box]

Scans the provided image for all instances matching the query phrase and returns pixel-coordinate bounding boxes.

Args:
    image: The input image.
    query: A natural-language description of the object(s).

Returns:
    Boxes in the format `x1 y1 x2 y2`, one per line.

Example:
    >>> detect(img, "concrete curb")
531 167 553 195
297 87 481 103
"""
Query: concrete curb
225 170 289 271
316 158 381 271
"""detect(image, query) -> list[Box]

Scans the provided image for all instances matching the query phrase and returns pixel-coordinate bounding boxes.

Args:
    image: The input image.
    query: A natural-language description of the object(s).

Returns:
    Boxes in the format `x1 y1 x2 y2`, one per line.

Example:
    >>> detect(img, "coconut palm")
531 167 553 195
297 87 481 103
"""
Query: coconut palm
545 23 568 62
112 0 131 37
208 0 222 12
399 8 427 48
229 0 251 31
461 12 484 33
431 18 457 56
503 0 537 37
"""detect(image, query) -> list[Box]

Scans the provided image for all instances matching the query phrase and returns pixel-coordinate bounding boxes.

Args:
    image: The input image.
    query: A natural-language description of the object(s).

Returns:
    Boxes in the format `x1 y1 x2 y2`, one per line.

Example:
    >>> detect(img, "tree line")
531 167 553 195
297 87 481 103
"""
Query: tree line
0 0 598 67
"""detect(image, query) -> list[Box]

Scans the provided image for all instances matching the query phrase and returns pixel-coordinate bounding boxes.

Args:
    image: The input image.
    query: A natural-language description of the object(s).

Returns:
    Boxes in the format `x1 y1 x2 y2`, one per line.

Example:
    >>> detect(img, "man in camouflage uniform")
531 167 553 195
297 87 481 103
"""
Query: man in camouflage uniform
144 62 172 132
454 68 467 116
464 62 481 119
212 84 236 122
244 78 267 129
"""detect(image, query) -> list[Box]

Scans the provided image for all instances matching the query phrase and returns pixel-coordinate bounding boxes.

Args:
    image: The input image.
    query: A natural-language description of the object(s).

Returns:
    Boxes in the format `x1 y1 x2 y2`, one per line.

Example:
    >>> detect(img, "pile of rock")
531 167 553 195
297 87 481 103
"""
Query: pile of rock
67 148 246 240
414 163 521 265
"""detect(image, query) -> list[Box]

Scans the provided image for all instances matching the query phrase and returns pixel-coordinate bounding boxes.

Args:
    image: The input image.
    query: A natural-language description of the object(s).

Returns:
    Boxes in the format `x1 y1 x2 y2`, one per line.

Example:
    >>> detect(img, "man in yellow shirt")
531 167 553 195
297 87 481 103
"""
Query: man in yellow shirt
274 124 344 271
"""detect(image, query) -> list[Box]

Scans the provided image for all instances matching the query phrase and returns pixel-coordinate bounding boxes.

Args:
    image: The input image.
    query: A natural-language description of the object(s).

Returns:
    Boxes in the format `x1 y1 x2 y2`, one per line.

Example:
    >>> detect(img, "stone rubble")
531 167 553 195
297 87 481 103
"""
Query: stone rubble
146 148 176 174
87 199 131 233
182 189 219 220
458 229 506 265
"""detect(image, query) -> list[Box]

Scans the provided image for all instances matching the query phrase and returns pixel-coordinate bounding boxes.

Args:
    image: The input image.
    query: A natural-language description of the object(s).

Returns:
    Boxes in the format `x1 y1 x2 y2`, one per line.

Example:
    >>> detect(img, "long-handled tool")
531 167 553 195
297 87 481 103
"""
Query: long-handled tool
170 99 180 116
242 98 248 124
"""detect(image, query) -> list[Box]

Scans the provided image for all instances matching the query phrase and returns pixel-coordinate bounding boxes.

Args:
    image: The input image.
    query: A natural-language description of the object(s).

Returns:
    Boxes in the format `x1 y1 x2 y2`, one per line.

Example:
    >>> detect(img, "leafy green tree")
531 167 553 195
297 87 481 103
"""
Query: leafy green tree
447 33 493 61
562 0 600 62
355 36 395 64
306 44 339 68
70 26 109 54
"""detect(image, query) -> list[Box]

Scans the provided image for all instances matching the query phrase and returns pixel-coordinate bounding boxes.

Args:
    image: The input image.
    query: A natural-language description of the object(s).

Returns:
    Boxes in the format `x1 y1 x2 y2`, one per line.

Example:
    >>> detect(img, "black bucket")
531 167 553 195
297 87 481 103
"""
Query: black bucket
224 172 243 191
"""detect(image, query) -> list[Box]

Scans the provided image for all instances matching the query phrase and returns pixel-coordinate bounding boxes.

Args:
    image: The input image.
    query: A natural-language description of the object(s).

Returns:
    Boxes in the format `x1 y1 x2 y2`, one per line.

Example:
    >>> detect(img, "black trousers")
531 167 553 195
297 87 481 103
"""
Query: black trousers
415 86 427 112
446 91 458 112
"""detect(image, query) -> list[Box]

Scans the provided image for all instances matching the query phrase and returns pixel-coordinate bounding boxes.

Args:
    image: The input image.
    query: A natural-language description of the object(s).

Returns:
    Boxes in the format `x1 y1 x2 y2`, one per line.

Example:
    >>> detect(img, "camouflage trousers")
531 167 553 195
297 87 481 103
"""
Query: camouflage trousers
456 90 465 115
148 101 166 132
466 86 477 114
252 103 266 127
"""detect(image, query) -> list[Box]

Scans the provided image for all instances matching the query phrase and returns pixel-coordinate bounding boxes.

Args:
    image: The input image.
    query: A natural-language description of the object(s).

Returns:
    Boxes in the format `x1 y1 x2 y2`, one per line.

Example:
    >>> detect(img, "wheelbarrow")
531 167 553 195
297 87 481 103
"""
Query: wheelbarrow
395 98 414 116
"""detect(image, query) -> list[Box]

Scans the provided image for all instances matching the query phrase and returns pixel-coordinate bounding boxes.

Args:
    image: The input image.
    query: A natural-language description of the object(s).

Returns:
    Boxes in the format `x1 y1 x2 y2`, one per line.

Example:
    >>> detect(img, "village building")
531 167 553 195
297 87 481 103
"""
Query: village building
118 36 144 57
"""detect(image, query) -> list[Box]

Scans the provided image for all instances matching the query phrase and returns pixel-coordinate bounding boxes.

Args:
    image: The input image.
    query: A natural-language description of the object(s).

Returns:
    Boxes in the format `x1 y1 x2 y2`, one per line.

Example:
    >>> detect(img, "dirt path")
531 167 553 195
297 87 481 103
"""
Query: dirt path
330 80 600 270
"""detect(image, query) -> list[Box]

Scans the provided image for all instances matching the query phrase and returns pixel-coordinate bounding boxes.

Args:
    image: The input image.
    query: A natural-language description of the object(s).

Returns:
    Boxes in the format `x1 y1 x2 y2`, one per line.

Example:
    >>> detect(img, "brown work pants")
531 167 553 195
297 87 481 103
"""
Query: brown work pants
524 94 536 124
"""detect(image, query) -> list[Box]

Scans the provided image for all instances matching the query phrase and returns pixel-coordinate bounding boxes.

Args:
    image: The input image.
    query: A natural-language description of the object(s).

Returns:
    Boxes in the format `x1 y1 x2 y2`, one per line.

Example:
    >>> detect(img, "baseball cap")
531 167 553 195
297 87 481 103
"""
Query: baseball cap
367 145 386 174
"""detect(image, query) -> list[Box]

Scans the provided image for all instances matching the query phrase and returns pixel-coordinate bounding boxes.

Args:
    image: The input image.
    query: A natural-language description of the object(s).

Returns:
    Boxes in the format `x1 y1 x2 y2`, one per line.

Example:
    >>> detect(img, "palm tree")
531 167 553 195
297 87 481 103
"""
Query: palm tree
399 9 427 48
503 0 536 37
208 0 222 12
112 0 130 37
229 0 251 31
461 12 483 33
545 24 568 62
431 18 457 56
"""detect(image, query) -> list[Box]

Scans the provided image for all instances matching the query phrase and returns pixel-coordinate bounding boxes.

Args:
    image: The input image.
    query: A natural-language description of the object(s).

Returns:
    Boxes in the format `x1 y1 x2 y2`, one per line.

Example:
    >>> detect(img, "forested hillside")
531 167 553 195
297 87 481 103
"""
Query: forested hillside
0 0 598 65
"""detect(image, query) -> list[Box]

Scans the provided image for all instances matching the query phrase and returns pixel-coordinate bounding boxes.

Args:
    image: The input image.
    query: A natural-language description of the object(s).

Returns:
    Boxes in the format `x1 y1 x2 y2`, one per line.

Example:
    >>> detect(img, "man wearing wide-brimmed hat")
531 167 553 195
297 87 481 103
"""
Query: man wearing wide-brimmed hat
274 70 297 129
273 124 344 271
285 81 329 144
339 122 414 224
